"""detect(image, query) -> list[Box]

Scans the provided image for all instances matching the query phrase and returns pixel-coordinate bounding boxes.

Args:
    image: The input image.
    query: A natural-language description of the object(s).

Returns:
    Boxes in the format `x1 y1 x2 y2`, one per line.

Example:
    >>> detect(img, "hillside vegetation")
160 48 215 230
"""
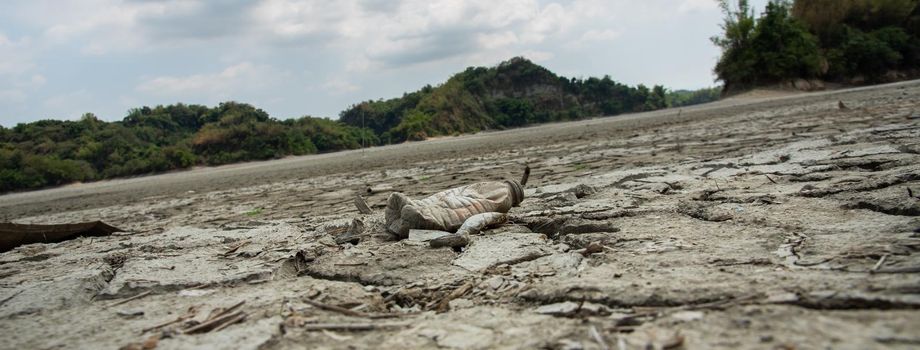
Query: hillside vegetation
0 103 375 192
713 0 920 92
339 57 711 142
0 58 718 193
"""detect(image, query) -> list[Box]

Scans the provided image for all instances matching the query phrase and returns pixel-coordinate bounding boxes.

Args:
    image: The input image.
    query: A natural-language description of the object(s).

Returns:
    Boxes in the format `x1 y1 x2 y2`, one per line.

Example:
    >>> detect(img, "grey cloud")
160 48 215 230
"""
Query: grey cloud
368 28 481 67
135 1 257 42
358 0 401 14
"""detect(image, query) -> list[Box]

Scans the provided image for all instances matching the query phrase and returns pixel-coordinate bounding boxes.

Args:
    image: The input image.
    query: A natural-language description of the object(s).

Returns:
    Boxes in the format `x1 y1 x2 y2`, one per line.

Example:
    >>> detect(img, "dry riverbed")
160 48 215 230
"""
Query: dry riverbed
1 81 919 349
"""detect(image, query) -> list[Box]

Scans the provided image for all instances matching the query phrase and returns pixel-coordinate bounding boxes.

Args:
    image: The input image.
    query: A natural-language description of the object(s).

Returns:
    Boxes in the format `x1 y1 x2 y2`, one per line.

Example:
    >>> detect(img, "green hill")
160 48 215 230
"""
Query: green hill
339 57 676 142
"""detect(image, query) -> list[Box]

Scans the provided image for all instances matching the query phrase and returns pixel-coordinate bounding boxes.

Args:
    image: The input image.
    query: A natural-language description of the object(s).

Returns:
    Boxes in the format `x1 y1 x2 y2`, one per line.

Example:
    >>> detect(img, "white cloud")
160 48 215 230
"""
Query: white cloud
250 0 351 42
477 31 520 50
566 29 622 49
520 50 554 62
580 29 621 43
323 79 360 94
137 62 284 100
0 32 44 109
42 89 93 118
679 0 719 12
0 89 27 104
0 33 36 76
39 0 160 54
29 74 46 87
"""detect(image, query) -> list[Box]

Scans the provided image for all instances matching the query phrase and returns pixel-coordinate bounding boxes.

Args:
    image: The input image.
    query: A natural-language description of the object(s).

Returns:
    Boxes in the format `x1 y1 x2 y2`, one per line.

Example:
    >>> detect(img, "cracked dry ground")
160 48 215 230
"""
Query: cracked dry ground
2 82 920 350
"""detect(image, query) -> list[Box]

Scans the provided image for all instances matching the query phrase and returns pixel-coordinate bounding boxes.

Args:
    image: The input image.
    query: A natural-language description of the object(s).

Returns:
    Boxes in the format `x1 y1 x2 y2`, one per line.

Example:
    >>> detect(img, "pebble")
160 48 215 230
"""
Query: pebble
486 276 504 290
671 310 704 322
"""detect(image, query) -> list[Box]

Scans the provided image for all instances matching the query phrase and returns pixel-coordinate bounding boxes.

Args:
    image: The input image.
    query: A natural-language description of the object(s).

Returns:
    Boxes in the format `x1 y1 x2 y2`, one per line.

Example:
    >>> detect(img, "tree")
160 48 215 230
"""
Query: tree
712 0 758 91
750 1 822 82
713 0 821 91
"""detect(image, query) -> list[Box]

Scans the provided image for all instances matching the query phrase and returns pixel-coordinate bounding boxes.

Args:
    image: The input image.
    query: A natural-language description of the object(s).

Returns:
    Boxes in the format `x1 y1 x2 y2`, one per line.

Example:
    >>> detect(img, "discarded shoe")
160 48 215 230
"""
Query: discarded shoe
385 180 524 239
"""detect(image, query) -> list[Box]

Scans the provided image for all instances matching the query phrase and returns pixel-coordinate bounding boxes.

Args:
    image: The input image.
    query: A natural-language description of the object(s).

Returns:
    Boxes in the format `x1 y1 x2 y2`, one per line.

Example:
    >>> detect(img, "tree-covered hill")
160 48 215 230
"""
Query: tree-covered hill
0 103 374 192
339 57 681 142
1 58 719 193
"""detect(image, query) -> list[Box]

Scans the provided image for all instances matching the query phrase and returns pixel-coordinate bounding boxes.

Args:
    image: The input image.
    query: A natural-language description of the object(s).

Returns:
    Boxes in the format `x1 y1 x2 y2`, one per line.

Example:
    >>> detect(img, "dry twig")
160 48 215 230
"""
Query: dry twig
211 312 248 332
764 174 777 184
209 300 246 320
435 281 474 312
354 195 373 214
303 298 367 317
590 325 610 350
303 297 419 319
301 322 411 331
221 241 250 256
871 254 889 273
183 311 246 334
106 291 152 309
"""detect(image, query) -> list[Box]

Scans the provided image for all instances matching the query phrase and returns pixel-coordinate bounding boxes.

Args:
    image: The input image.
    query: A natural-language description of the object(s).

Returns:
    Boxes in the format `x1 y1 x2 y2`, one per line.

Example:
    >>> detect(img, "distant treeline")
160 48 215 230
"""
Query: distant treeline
0 58 719 193
713 0 920 91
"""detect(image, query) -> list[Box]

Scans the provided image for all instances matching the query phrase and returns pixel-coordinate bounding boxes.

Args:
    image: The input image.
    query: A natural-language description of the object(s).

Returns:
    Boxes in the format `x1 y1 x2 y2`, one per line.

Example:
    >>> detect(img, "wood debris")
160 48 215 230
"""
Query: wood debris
354 195 373 214
106 291 152 309
301 322 411 332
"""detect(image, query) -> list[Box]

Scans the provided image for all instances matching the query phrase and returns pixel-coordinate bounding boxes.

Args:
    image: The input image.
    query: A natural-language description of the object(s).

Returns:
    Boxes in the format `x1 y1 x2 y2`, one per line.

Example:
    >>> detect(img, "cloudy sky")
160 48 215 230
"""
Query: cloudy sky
0 0 769 126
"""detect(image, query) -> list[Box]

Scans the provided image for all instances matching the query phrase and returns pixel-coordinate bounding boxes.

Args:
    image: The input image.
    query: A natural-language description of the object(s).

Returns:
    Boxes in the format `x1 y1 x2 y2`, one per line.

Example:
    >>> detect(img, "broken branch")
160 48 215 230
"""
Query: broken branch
870 254 889 273
590 325 610 350
301 322 411 332
105 291 152 309
764 174 777 184
303 298 367 317
208 300 246 321
211 312 247 332
184 310 246 334
221 241 250 256
354 195 373 214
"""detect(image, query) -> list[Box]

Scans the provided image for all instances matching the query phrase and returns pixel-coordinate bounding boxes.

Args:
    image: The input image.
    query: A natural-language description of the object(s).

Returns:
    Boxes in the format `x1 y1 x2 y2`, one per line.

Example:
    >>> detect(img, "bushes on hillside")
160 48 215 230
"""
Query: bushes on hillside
715 0 920 91
339 58 695 144
0 102 374 192
713 0 821 90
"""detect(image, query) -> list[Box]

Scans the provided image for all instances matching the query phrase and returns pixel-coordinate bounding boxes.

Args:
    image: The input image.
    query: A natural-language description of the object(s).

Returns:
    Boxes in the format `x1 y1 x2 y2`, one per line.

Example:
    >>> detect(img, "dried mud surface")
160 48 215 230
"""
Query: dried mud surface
1 81 919 349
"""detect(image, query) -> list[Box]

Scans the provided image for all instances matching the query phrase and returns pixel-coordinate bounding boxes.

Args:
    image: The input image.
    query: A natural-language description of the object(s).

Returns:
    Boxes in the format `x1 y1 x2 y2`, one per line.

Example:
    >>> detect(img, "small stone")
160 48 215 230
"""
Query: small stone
317 236 337 246
560 219 618 234
535 301 580 315
557 339 584 350
486 276 504 290
760 335 774 343
534 301 609 316
799 184 817 193
448 298 474 309
671 310 704 322
335 218 364 245
434 324 495 349
573 184 596 198
453 233 552 272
